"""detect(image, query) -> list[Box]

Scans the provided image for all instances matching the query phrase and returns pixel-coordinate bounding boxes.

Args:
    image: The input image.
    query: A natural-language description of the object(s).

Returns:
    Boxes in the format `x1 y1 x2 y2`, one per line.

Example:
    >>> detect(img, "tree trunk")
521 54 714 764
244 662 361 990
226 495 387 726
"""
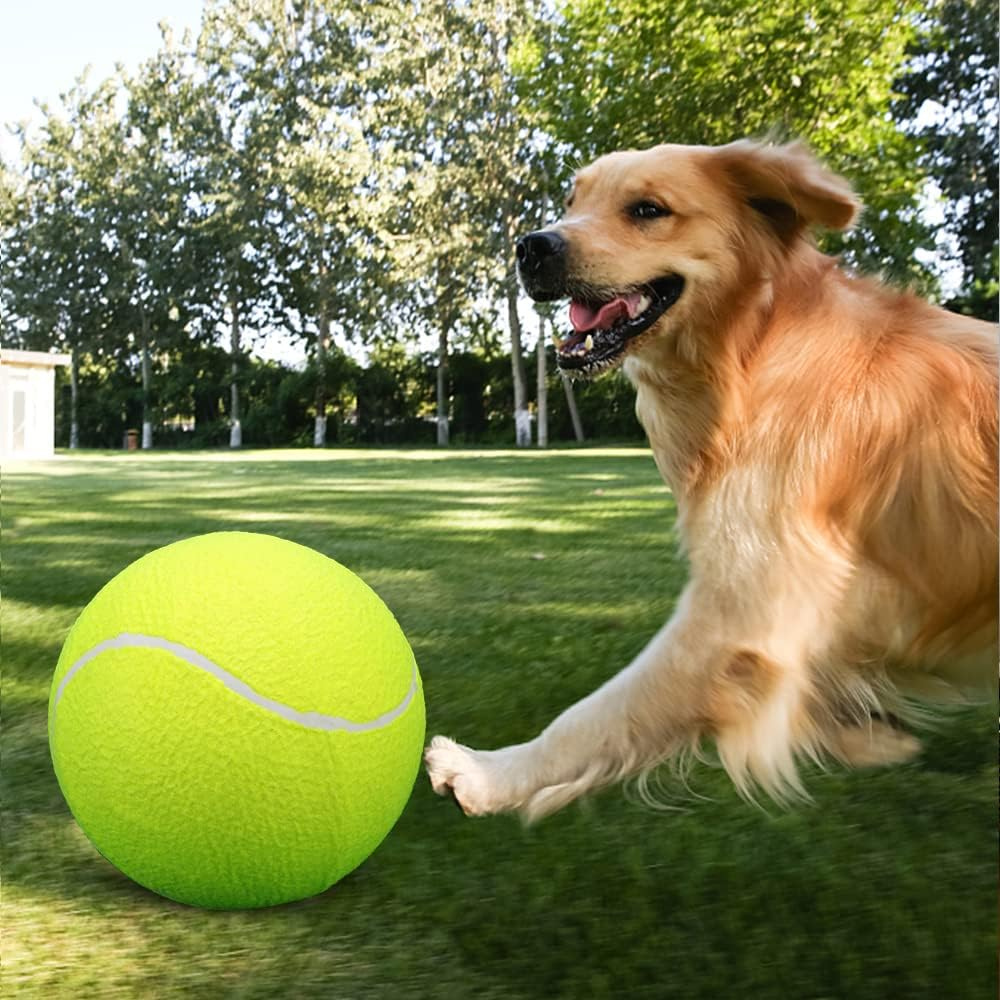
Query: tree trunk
507 277 531 447
314 306 329 447
436 321 450 446
140 308 153 449
536 313 548 448
229 295 242 449
533 187 553 450
69 346 79 450
562 372 585 442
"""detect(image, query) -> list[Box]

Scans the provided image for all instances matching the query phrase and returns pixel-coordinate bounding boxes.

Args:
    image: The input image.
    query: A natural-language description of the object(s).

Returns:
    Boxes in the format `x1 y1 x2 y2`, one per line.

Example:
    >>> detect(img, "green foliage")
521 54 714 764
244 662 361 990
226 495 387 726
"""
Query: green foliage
112 41 207 354
449 351 502 442
897 0 999 319
2 78 124 357
521 0 933 285
353 343 434 444
54 355 137 450
154 342 232 445
551 368 643 442
188 4 288 335
363 0 549 363
53 348 366 450
3 0 992 447
238 361 315 447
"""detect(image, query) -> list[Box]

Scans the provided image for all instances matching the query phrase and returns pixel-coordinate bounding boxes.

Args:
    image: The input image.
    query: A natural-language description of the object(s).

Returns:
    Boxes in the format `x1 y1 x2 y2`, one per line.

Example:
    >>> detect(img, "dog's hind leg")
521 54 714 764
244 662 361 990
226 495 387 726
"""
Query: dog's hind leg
828 720 922 768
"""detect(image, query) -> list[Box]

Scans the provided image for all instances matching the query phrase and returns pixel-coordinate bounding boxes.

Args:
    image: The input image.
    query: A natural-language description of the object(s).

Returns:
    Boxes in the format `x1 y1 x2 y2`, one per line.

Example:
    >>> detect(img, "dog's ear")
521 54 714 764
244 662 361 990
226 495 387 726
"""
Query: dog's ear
714 140 860 238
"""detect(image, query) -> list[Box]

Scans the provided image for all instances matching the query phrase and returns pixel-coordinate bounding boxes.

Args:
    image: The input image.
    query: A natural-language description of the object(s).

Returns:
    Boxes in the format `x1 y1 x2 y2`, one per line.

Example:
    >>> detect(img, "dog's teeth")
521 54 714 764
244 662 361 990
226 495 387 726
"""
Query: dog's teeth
637 295 651 314
584 335 594 352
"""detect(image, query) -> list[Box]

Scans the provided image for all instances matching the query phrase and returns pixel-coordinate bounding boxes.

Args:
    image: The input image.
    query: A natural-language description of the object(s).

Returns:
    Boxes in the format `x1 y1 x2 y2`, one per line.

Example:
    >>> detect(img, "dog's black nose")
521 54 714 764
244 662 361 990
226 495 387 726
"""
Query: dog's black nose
516 230 566 267
516 230 568 302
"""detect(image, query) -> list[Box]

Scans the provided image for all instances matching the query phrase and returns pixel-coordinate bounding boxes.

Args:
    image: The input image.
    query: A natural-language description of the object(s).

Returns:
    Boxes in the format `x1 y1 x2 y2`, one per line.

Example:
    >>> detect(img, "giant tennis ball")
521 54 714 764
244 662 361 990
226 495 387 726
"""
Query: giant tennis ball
48 531 424 909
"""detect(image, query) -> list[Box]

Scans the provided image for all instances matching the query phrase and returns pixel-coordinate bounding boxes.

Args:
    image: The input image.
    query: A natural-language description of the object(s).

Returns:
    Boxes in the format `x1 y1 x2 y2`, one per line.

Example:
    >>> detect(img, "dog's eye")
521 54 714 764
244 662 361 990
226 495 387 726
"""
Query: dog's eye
628 200 671 221
628 201 671 219
629 200 671 220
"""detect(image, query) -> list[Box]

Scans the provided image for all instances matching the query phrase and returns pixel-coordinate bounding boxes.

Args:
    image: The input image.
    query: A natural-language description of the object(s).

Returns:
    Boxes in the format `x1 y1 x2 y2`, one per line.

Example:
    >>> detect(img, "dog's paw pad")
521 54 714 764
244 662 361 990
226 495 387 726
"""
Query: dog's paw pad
424 736 495 816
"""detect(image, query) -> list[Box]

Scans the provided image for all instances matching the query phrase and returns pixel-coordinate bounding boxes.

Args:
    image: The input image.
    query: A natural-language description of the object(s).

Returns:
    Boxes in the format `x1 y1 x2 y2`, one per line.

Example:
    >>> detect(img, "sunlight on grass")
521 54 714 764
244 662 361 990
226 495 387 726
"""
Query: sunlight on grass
4 448 995 1000
427 509 590 533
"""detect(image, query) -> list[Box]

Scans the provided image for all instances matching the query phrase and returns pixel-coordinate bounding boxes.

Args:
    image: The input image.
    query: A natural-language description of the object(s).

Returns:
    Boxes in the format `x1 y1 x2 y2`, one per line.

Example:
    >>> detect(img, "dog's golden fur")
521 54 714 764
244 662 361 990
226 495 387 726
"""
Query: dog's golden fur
425 140 998 819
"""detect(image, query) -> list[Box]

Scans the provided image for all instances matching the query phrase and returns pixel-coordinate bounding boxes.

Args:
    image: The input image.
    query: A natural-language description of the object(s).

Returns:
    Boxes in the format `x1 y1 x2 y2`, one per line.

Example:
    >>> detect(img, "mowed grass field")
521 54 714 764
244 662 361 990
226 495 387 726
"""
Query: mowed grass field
3 448 996 999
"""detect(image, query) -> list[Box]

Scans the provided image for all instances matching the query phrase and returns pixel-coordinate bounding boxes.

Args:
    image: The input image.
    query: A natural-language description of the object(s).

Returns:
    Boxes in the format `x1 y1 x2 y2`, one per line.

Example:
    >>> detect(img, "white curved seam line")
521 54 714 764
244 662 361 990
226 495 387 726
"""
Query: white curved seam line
54 631 418 733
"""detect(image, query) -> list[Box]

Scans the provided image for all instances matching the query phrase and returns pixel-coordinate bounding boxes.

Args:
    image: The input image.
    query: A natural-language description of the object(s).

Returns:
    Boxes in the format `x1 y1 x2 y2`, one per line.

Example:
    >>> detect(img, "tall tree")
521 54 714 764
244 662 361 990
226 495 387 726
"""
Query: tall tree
2 77 125 448
367 0 550 447
898 0 998 319
363 0 493 445
264 4 385 446
108 33 204 447
462 0 552 447
189 0 289 448
523 0 930 285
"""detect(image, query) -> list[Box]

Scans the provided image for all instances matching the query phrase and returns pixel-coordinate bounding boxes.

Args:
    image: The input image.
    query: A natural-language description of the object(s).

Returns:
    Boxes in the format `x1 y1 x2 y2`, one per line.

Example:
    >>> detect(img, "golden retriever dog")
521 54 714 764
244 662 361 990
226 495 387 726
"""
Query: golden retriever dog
425 139 998 821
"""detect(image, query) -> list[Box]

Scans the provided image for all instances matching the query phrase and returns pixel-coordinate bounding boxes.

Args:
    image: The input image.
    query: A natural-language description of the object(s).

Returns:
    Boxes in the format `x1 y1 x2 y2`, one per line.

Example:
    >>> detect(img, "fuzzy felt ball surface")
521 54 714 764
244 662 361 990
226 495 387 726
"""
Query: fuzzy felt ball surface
48 532 425 909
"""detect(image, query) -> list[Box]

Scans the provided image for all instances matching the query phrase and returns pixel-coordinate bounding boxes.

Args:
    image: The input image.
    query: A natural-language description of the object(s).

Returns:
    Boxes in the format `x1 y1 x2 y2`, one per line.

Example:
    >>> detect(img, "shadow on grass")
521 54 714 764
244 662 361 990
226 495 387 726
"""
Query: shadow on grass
8 737 996 1000
4 451 997 1000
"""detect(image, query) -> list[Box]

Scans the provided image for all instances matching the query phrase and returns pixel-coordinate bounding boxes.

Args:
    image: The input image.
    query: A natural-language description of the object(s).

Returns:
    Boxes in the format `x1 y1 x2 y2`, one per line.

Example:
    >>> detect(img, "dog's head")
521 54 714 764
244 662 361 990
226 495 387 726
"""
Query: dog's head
517 140 860 377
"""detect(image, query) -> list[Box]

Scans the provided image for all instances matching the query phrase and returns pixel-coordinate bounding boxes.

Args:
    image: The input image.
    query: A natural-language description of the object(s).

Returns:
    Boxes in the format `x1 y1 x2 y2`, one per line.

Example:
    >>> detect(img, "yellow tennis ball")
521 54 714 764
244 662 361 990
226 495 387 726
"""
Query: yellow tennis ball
48 532 425 909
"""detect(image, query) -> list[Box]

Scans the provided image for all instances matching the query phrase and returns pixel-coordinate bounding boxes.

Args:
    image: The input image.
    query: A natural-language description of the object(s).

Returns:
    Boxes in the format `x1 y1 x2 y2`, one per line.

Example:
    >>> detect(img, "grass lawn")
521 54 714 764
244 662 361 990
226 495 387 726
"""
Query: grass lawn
3 448 996 999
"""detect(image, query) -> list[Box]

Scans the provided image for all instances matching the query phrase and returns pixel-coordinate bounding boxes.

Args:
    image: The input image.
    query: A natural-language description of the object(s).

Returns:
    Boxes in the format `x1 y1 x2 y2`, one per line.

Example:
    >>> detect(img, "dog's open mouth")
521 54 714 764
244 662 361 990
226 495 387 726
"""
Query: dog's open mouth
556 276 684 375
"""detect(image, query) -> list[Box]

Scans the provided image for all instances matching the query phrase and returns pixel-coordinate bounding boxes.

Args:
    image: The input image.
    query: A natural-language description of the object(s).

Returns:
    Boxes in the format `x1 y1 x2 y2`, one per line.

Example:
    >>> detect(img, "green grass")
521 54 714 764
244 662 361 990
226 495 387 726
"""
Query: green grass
3 448 996 1000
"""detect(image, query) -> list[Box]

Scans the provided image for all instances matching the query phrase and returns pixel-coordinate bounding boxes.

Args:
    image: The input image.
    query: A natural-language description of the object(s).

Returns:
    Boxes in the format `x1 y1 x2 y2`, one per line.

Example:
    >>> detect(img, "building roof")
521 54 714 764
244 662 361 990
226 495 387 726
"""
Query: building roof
0 349 72 368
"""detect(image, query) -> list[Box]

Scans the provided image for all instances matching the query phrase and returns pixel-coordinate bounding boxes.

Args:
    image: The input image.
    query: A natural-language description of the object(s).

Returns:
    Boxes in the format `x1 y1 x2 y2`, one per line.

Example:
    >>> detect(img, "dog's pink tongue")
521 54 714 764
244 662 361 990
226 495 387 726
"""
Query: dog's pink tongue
569 295 639 333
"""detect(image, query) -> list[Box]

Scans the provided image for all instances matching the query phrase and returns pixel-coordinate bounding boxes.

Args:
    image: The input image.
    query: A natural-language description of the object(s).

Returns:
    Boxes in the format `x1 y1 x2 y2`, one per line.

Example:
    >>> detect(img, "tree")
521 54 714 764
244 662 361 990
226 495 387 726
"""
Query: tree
108 35 206 448
265 4 386 446
2 76 125 448
458 0 554 448
187 0 291 448
366 0 551 447
362 0 497 446
0 160 24 344
522 0 931 285
897 0 998 319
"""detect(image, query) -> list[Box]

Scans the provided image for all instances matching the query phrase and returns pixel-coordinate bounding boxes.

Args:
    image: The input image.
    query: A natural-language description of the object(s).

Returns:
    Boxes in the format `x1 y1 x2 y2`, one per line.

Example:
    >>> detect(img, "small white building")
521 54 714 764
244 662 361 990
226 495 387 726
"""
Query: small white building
0 349 72 459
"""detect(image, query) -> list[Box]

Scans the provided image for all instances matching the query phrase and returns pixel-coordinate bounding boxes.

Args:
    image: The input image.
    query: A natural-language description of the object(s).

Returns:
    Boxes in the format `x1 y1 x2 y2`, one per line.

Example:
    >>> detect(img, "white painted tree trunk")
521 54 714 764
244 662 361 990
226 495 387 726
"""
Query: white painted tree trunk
436 324 450 446
229 295 242 449
69 348 79 449
313 414 327 447
536 314 548 448
314 301 329 447
141 311 153 449
507 278 531 447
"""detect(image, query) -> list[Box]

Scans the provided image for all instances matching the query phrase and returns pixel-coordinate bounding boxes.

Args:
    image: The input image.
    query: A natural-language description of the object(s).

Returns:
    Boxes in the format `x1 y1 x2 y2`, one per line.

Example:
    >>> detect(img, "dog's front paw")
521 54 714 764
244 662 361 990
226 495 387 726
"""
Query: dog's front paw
424 736 504 816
